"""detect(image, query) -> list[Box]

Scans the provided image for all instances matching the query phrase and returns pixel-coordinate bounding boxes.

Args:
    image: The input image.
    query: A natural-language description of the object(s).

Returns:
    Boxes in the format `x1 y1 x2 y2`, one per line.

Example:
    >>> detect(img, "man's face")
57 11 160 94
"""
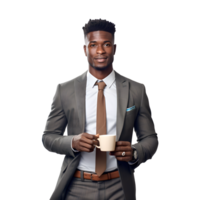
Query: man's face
84 31 116 71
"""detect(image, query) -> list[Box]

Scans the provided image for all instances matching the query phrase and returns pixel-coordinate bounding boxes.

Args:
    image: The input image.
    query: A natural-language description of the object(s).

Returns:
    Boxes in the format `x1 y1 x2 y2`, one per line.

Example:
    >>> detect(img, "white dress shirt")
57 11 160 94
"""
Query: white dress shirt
71 70 136 173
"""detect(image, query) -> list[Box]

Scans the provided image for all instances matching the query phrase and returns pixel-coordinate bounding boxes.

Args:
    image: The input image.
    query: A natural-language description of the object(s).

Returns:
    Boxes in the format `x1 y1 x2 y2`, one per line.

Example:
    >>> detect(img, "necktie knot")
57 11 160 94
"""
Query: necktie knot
96 81 106 90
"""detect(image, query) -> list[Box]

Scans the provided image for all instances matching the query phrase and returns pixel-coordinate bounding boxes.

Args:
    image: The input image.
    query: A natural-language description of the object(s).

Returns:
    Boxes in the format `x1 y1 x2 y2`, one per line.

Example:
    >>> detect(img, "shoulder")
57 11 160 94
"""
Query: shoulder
54 71 87 98
114 70 145 92
58 70 87 89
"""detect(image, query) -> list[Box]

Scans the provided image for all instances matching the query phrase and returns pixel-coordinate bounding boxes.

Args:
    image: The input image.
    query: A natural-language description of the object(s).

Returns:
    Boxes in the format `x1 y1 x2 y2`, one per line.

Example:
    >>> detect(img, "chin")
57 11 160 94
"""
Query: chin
94 66 109 71
89 63 112 71
90 63 111 71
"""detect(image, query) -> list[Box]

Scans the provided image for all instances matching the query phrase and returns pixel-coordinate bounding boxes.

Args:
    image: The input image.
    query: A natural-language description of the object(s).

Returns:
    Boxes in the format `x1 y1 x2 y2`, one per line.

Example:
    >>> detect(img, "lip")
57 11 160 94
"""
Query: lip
94 57 107 63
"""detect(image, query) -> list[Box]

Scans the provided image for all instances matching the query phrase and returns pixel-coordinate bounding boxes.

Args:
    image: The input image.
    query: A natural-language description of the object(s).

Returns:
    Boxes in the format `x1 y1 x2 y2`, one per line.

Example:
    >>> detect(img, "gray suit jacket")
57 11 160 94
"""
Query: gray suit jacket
42 70 158 200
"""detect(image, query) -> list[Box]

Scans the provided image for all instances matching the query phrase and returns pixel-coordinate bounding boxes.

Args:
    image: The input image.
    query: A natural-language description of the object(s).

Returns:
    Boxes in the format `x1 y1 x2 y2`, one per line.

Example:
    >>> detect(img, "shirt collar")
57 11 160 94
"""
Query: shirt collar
87 70 115 89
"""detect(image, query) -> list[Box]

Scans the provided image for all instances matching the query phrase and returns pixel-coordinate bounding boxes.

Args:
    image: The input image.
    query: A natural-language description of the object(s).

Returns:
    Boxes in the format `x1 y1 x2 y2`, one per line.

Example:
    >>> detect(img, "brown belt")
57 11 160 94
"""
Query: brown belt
74 169 120 181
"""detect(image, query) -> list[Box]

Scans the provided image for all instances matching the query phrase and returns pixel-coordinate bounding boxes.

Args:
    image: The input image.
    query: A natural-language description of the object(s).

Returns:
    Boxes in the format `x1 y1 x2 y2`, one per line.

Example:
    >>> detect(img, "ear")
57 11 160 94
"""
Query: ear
81 44 87 57
114 43 118 56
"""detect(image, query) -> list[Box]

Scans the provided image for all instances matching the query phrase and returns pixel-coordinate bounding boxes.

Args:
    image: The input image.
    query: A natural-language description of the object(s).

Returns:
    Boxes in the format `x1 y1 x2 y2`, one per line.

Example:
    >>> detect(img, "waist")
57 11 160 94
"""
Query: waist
74 169 120 181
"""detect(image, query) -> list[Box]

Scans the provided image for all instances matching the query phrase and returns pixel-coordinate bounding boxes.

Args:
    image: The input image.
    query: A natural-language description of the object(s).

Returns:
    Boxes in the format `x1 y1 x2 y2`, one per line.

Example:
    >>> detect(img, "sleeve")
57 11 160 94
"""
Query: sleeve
71 136 80 152
42 84 79 158
128 146 138 165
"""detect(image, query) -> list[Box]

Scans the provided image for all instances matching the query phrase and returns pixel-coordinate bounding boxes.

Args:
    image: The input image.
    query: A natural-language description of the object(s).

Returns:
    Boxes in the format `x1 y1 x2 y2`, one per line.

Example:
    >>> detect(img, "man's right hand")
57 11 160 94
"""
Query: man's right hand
72 133 99 152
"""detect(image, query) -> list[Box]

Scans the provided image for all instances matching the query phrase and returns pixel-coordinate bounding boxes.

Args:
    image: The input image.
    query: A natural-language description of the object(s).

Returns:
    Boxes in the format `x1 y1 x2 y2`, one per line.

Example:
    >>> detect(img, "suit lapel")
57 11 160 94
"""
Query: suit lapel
115 71 129 141
74 70 129 141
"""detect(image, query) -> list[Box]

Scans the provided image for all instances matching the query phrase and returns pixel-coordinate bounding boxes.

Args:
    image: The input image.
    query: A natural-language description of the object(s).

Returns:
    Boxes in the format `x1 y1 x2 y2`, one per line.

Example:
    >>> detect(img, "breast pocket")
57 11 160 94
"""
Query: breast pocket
127 105 135 111
126 109 135 116
122 106 137 137
125 105 138 125
126 105 136 116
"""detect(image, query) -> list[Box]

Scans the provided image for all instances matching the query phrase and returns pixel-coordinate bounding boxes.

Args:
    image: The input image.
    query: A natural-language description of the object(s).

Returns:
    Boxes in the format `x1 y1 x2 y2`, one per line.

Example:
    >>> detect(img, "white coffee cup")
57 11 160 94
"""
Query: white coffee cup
95 135 116 151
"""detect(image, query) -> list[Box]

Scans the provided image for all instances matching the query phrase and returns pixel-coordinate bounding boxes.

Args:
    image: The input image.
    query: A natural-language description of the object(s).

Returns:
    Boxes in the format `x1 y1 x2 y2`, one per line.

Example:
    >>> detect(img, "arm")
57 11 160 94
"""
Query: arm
71 136 80 152
131 85 158 169
110 84 160 169
42 84 78 158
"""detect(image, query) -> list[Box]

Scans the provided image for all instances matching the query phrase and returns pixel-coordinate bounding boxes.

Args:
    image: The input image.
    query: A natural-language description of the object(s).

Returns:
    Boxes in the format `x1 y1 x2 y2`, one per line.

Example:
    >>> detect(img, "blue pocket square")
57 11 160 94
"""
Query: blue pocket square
126 105 135 112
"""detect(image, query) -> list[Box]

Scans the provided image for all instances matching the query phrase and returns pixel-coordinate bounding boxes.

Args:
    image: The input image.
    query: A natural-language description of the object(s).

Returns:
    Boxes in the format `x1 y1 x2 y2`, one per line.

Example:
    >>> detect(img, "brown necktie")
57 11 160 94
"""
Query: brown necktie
95 81 107 177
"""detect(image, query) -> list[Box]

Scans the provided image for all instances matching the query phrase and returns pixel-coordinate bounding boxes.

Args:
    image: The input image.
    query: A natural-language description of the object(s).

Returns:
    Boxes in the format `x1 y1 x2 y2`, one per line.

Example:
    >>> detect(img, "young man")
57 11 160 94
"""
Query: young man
42 19 158 200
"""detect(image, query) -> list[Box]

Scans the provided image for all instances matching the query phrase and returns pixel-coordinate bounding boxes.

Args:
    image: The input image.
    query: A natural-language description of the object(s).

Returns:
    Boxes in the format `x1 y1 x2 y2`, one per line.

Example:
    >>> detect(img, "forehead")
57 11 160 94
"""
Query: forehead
85 31 114 43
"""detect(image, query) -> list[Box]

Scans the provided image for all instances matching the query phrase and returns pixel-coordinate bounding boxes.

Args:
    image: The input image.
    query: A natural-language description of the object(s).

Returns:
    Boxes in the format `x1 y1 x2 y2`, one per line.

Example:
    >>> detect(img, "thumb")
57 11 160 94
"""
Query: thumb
93 134 99 140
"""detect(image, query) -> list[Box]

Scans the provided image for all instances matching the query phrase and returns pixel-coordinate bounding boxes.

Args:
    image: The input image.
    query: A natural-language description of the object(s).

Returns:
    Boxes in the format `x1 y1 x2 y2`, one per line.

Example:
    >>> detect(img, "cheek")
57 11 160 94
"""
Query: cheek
108 54 114 61
88 51 96 59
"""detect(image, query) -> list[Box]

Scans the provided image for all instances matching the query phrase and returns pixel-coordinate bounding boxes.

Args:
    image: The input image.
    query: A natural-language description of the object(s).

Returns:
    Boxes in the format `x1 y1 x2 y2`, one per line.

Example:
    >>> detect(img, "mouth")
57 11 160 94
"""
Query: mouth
94 57 107 63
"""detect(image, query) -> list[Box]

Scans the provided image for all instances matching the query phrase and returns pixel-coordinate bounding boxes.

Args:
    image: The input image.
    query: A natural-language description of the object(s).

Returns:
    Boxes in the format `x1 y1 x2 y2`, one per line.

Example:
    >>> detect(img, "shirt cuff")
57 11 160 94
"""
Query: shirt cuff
128 158 138 165
128 144 138 165
71 136 79 152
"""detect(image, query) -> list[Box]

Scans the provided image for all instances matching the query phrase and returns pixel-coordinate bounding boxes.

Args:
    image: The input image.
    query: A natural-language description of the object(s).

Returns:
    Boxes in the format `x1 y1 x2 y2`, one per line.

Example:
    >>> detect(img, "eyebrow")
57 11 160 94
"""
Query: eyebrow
89 41 112 43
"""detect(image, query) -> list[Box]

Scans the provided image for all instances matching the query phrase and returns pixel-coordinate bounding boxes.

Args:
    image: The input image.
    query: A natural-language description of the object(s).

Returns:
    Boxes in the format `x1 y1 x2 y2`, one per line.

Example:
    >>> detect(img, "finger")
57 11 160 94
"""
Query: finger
79 141 94 151
114 151 132 157
80 135 93 146
82 132 96 140
116 141 131 146
93 140 99 146
114 146 132 152
116 156 131 162
93 133 99 140
91 134 100 145
82 138 94 146
83 133 96 144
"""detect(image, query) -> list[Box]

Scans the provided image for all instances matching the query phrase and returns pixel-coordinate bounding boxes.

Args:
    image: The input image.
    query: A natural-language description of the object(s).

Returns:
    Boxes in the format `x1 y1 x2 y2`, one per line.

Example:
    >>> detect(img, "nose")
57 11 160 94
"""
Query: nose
96 45 105 54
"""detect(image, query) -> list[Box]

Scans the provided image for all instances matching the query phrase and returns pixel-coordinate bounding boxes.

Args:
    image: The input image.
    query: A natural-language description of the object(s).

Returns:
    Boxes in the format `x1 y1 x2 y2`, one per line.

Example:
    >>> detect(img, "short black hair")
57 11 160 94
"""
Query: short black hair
82 19 116 38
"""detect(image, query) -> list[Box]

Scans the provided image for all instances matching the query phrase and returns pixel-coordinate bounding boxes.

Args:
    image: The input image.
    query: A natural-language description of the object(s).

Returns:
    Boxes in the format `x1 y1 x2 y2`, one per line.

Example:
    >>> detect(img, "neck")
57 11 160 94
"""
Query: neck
87 66 114 80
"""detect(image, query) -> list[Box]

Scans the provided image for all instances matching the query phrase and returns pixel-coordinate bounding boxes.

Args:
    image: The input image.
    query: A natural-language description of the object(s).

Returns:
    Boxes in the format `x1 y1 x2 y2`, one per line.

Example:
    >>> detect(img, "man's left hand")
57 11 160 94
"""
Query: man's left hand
109 141 133 162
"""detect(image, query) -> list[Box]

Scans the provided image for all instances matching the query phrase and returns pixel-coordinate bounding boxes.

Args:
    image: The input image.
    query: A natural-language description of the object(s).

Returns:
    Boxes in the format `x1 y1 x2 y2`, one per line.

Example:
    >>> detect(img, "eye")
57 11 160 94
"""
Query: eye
90 44 96 47
105 43 111 47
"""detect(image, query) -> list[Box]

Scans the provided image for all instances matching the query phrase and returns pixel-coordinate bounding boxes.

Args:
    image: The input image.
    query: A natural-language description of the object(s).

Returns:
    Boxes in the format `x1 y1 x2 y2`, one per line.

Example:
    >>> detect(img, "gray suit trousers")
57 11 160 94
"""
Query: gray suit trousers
64 170 125 200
